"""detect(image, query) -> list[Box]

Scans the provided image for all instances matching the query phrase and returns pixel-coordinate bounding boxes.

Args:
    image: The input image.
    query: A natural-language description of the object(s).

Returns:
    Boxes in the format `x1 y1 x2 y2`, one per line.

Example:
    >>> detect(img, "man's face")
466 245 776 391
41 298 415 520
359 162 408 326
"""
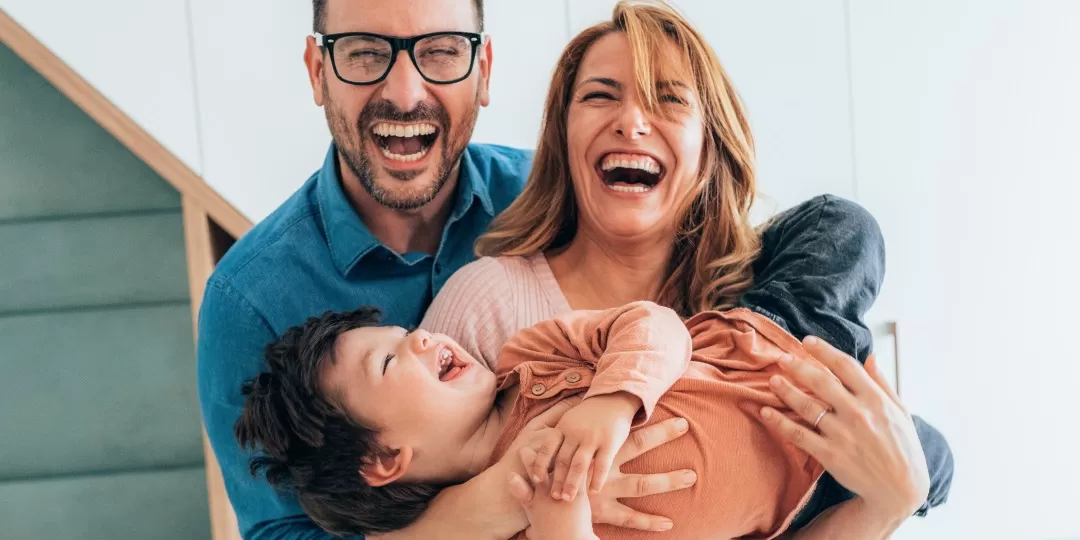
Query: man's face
305 0 492 210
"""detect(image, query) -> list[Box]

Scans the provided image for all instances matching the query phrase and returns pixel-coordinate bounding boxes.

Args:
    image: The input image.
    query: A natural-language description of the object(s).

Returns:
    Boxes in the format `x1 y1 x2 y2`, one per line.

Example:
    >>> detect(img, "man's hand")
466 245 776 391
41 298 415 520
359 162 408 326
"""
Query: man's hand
524 393 639 501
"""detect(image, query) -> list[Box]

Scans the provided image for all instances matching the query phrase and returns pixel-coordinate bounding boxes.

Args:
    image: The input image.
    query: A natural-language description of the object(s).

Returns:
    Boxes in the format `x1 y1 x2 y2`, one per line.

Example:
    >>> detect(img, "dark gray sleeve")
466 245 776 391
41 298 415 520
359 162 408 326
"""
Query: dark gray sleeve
738 194 884 363
737 195 953 525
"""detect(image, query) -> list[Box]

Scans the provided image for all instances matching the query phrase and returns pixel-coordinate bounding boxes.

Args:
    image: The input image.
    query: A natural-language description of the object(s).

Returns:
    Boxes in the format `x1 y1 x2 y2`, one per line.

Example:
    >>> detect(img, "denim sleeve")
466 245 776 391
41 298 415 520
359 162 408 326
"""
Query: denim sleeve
737 195 953 525
197 280 345 540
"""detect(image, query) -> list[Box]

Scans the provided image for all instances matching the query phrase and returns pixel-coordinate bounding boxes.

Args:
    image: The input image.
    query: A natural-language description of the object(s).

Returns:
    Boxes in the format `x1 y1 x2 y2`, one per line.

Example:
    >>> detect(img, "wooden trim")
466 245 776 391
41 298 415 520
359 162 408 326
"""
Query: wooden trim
0 7 252 239
183 198 242 540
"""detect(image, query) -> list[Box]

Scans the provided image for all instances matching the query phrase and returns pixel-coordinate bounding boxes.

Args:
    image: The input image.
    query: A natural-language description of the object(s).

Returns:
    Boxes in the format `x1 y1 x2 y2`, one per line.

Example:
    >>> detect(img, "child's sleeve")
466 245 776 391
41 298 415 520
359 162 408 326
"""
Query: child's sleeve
497 301 691 423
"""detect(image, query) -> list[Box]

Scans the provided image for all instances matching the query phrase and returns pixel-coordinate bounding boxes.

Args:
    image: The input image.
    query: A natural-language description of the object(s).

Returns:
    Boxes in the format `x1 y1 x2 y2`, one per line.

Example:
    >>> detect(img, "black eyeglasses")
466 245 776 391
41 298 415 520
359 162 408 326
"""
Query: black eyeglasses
316 31 484 86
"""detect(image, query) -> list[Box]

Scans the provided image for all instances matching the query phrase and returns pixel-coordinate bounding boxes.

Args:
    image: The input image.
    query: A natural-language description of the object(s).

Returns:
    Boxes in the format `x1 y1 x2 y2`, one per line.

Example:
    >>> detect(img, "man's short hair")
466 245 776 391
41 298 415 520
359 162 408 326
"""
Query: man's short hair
312 0 485 33
234 307 442 536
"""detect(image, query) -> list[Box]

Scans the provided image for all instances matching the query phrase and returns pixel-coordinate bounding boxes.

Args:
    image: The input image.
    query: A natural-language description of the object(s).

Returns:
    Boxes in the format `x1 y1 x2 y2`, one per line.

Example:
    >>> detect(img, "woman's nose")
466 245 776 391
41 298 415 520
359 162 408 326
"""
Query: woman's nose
614 104 652 139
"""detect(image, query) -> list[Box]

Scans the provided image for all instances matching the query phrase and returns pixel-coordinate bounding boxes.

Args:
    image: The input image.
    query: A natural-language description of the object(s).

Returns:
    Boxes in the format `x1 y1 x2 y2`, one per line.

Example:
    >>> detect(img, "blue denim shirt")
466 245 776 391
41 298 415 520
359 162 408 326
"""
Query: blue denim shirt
196 143 532 539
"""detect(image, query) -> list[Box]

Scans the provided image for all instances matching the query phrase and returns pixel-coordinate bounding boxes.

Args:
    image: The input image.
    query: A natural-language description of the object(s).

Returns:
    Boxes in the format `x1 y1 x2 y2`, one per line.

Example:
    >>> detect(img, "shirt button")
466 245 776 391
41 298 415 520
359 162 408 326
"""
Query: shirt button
531 383 546 396
566 372 582 383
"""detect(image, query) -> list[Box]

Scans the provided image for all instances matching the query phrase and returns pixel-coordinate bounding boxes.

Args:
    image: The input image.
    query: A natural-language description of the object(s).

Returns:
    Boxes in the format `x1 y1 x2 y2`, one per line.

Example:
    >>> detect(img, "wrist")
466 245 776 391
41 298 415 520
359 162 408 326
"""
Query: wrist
585 392 641 418
851 497 910 537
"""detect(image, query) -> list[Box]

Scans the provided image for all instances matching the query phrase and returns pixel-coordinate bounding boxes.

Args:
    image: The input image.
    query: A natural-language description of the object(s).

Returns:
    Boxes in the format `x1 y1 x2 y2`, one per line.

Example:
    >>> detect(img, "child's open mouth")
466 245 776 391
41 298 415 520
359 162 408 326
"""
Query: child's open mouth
597 152 664 193
437 346 469 382
371 122 440 163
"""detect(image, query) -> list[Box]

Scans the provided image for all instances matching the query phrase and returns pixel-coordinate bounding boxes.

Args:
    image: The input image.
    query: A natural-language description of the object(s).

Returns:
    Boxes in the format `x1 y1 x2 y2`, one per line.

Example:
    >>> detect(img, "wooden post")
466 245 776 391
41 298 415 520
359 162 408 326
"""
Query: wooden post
183 197 242 540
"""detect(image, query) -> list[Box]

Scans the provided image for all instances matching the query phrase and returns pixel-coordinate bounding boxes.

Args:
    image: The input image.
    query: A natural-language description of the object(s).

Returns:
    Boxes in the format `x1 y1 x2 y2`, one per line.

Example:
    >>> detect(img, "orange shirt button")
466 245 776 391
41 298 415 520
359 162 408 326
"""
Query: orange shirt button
566 372 582 383
531 383 546 396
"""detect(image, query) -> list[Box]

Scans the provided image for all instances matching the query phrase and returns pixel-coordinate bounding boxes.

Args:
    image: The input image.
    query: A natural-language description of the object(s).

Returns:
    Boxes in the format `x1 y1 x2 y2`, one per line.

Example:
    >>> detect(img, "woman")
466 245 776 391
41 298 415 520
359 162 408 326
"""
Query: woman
421 0 951 537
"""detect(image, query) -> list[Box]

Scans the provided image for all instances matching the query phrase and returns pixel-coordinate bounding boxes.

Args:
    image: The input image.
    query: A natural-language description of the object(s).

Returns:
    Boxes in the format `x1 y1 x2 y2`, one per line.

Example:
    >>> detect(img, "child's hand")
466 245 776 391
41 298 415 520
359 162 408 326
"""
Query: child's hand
511 450 599 540
526 392 640 501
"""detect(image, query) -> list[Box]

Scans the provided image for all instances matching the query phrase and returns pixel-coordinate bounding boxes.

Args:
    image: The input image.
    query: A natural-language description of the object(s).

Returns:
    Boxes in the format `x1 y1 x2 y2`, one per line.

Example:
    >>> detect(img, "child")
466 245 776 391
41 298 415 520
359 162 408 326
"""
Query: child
236 300 828 539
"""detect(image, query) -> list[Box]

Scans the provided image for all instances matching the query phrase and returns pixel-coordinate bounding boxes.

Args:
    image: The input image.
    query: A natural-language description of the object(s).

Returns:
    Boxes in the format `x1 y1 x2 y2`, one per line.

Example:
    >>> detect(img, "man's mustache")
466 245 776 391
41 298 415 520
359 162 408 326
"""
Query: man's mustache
359 99 447 128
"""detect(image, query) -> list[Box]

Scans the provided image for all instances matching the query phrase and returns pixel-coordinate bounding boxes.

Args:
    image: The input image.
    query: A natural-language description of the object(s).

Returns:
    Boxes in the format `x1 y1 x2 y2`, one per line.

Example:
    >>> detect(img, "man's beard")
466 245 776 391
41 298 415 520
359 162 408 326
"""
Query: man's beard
324 82 481 211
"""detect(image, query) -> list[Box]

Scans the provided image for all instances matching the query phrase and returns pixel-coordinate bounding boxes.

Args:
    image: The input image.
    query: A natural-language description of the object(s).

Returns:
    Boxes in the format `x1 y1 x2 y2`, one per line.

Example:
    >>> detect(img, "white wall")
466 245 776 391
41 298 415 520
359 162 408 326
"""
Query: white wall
850 1 1080 539
1 0 203 174
187 0 329 223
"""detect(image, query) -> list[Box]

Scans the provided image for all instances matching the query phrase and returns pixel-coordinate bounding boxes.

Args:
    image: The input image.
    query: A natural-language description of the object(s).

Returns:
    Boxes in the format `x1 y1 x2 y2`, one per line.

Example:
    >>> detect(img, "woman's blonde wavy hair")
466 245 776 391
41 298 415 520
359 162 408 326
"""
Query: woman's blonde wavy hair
475 0 760 316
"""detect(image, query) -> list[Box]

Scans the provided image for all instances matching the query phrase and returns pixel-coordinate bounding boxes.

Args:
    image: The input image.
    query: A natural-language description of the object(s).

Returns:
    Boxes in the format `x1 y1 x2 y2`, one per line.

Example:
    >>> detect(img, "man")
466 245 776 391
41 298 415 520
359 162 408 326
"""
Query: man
197 1 696 539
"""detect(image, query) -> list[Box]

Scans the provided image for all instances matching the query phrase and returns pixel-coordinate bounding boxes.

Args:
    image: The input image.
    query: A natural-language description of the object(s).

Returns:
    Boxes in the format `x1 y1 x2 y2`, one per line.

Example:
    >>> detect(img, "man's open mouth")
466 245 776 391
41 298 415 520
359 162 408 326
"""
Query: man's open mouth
371 122 440 163
597 152 664 193
436 346 469 382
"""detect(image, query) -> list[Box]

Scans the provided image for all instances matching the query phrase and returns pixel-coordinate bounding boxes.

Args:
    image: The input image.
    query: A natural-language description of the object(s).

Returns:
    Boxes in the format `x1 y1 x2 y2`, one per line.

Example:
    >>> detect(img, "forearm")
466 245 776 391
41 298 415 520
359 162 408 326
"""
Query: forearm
372 462 527 540
779 498 905 540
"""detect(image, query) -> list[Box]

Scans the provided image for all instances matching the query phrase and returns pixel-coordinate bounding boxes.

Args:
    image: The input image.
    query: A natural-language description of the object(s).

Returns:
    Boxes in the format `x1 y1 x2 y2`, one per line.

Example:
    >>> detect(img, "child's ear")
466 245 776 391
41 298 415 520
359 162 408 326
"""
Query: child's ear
360 447 413 487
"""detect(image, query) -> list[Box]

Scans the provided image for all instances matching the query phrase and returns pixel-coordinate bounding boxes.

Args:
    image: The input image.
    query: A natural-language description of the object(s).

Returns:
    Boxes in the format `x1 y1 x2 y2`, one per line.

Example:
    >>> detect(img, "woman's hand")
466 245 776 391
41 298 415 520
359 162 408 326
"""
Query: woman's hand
762 336 930 522
525 393 640 501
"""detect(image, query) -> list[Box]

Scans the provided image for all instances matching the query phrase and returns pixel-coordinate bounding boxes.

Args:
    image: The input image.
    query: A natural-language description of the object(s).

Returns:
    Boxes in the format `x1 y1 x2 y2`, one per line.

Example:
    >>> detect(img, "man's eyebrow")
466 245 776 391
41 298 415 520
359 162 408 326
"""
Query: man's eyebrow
578 77 622 91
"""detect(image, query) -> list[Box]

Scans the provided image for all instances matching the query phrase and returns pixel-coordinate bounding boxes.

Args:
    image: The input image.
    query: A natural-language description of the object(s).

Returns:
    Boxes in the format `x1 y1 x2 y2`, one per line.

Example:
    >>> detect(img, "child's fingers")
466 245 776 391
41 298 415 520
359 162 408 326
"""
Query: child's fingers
531 430 564 485
561 446 594 501
589 445 617 493
507 472 535 505
550 440 580 499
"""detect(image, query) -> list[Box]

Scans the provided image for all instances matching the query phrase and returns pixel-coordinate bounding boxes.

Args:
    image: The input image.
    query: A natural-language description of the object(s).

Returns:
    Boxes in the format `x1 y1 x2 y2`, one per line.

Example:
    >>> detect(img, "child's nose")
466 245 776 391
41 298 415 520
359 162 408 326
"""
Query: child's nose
409 330 433 352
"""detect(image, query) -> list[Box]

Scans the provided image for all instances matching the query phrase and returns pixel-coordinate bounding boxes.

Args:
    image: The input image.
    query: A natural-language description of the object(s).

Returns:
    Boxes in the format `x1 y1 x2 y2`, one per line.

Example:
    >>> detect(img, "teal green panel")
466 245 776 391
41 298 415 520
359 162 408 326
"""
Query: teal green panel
0 304 204 479
0 212 189 314
0 467 210 539
0 43 180 222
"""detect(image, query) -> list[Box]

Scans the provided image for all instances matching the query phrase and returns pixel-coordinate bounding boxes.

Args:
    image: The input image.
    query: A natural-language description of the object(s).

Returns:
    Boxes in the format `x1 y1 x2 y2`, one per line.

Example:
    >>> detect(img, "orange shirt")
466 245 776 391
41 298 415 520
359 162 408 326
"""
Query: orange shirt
488 301 826 540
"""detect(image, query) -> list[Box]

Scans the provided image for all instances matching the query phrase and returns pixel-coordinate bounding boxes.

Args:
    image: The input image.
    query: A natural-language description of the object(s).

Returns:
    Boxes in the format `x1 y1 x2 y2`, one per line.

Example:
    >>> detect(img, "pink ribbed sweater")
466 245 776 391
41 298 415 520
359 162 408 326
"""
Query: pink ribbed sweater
420 254 572 369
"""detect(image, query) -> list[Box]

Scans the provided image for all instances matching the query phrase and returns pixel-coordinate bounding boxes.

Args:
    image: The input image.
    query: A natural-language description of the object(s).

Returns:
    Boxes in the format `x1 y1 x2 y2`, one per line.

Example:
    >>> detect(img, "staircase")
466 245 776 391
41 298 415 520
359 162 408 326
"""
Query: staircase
0 41 211 538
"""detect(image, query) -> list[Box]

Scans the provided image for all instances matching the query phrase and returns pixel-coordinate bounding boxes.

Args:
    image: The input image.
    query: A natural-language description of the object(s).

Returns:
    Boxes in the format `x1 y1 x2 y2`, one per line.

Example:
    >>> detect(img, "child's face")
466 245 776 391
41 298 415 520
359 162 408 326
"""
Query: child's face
319 326 496 476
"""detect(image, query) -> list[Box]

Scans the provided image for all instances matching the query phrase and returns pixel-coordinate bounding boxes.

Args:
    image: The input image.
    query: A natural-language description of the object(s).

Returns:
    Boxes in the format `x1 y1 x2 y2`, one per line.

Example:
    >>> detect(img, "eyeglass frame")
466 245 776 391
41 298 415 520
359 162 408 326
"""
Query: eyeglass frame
315 31 485 86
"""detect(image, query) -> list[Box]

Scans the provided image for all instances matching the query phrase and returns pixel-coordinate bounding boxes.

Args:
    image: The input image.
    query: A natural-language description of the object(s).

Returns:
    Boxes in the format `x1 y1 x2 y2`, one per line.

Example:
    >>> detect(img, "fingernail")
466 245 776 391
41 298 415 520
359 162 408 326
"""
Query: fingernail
683 471 697 485
563 493 573 501
804 336 819 346
532 475 541 484
779 354 793 364
761 407 773 419
770 375 783 388
675 418 689 432
551 490 560 499
658 521 673 531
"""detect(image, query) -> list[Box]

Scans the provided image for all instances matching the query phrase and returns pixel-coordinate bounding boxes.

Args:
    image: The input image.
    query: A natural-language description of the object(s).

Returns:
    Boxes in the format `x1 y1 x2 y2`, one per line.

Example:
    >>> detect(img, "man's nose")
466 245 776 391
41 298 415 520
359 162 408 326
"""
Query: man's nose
614 102 652 140
380 51 428 112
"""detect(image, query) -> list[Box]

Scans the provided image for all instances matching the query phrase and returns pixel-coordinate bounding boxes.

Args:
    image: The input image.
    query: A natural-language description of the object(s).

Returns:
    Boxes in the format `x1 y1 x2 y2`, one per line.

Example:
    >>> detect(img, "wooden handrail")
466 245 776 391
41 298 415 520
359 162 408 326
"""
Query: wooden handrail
0 7 253 239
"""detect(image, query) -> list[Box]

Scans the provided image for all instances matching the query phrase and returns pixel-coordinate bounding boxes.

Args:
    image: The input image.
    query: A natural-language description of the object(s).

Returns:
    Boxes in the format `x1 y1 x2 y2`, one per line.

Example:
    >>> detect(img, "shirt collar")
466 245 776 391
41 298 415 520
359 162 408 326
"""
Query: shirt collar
316 143 495 276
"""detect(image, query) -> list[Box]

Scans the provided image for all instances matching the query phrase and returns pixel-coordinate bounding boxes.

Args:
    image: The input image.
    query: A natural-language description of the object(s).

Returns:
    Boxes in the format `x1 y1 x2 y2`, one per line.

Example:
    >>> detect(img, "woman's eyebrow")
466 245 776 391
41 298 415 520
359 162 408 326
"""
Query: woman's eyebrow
578 77 622 91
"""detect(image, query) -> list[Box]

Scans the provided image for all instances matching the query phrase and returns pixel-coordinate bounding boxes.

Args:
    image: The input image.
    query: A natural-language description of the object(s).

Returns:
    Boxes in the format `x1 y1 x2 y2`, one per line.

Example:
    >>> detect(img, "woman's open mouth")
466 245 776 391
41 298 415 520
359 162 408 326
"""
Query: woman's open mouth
596 152 665 193
436 346 469 382
371 122 440 164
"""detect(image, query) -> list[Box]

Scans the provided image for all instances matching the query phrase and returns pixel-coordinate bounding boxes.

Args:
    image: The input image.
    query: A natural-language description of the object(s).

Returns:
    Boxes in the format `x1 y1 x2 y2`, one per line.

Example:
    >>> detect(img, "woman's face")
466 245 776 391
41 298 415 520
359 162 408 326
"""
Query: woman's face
566 32 705 244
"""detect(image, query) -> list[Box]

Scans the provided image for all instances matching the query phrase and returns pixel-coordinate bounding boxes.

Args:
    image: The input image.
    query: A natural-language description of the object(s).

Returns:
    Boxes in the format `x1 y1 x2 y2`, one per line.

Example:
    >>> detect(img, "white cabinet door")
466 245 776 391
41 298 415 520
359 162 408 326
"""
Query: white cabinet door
471 0 570 151
569 0 856 216
850 2 1080 539
188 0 329 223
2 0 202 174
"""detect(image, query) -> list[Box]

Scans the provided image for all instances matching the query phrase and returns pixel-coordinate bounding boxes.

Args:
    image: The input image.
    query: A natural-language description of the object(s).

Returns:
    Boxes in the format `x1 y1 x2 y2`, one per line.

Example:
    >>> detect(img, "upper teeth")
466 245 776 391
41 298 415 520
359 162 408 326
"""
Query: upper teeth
439 349 453 370
601 153 661 175
373 123 437 138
